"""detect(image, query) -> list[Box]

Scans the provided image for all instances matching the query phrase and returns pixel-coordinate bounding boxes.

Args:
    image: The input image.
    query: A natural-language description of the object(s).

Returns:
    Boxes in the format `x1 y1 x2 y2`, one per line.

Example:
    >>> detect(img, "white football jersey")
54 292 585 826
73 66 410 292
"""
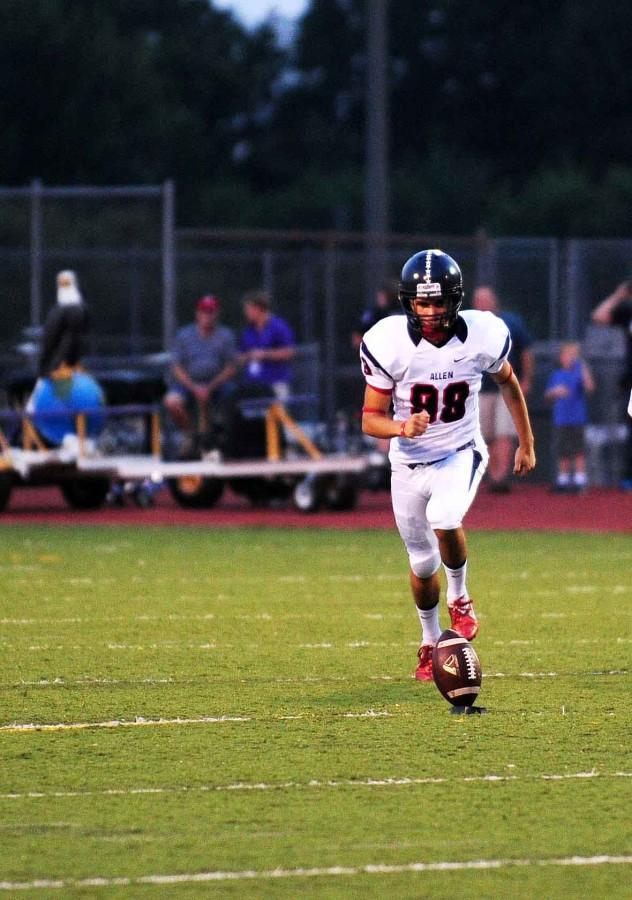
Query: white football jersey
360 310 511 464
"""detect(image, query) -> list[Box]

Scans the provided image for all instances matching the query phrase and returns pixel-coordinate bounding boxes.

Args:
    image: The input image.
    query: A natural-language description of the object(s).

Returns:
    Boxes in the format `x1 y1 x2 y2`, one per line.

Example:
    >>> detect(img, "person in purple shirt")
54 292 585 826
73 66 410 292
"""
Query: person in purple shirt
238 291 296 400
545 342 595 493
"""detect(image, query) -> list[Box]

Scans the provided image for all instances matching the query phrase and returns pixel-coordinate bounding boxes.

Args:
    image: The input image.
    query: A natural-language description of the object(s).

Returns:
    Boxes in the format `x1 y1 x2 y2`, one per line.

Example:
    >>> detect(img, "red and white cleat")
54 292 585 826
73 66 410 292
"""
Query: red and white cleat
449 596 479 641
414 644 435 681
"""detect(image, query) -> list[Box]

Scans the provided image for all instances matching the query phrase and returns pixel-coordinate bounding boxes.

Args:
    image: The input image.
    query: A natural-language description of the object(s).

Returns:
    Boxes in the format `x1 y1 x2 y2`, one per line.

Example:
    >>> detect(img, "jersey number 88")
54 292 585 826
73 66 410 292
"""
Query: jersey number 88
410 382 469 424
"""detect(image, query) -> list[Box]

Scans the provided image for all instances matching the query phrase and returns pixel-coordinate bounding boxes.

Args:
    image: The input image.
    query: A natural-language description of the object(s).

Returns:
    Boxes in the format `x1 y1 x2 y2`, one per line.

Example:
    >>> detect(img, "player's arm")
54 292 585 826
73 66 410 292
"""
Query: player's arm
520 347 534 396
208 361 237 395
591 281 630 325
250 346 295 362
581 361 595 393
490 361 536 476
361 385 429 439
171 362 196 392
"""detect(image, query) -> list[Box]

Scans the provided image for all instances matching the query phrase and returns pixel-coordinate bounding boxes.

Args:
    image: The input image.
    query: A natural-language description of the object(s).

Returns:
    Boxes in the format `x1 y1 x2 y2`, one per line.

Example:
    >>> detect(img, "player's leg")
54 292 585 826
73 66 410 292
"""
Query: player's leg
488 396 515 492
426 445 488 640
391 464 441 679
554 427 573 491
569 426 588 492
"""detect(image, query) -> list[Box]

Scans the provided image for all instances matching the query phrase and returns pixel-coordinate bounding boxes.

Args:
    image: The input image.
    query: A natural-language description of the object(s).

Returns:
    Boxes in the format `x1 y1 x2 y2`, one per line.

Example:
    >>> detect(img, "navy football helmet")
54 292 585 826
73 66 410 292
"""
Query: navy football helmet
398 249 464 335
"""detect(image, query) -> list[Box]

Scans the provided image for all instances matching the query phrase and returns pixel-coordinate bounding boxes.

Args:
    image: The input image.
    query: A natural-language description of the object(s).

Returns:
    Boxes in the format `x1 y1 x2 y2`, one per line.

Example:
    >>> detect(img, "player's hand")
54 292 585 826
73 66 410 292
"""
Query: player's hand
514 445 536 476
193 385 210 403
401 411 430 438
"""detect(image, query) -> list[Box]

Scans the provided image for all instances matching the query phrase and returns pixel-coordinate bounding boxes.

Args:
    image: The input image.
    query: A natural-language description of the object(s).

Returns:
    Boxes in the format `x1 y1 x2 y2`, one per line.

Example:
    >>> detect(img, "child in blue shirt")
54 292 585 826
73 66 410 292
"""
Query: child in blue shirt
545 342 595 492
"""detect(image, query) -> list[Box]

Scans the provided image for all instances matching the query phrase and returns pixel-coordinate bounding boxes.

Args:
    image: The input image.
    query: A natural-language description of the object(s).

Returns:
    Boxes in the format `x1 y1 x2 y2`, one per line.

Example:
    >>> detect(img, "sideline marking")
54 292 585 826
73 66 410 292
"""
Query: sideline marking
0 855 631 890
1 771 630 802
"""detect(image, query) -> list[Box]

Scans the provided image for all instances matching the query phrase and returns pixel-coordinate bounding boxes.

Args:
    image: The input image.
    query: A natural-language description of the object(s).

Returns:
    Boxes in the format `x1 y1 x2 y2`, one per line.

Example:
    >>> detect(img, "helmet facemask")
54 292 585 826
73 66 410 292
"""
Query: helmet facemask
399 283 463 338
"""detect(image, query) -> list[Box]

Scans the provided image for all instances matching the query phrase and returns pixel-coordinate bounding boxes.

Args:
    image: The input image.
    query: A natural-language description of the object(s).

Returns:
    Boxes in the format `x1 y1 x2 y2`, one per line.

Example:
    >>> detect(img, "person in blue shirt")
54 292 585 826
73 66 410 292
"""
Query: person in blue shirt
164 295 237 435
238 291 296 400
545 342 595 493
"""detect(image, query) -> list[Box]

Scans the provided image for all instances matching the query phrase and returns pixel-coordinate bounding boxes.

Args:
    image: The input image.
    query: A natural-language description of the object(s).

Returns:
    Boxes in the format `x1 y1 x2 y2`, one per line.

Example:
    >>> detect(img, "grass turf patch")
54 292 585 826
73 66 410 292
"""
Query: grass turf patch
0 526 630 896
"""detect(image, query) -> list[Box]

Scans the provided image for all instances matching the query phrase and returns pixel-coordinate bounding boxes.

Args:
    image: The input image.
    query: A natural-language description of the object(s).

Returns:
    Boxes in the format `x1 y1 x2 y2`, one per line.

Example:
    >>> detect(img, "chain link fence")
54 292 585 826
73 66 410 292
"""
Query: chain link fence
1 184 629 484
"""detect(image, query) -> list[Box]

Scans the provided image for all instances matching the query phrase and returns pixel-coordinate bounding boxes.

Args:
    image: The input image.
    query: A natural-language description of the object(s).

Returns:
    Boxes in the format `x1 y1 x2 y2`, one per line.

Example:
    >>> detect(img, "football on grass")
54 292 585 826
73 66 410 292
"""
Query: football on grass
432 629 482 706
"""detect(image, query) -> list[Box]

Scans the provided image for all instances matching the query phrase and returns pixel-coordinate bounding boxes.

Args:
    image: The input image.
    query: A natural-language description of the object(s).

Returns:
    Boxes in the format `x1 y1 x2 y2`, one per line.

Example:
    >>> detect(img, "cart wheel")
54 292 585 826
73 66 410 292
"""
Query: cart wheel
60 477 111 510
292 474 324 513
323 475 358 511
133 484 156 508
0 471 13 512
168 474 224 508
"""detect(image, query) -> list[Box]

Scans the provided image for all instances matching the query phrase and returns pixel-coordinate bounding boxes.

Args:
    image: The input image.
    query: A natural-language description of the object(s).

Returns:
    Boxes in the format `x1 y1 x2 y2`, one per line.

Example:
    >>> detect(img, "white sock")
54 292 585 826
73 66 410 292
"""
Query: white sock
417 603 441 646
557 472 570 486
443 560 468 606
574 470 587 486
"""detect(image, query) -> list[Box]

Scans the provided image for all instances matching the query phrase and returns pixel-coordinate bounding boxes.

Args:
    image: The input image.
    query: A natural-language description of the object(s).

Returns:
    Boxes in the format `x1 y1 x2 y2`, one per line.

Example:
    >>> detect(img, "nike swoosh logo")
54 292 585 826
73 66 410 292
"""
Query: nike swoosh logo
454 356 466 362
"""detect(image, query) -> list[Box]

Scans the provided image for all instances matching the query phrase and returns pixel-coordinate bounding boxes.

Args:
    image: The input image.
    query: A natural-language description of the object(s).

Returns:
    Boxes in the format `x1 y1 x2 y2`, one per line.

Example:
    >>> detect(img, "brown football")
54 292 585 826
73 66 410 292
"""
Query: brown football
432 629 482 707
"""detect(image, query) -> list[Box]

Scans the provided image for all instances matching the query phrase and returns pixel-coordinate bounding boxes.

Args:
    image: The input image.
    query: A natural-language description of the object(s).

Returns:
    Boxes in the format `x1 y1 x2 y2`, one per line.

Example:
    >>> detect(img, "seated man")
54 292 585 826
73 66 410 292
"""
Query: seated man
164 295 237 440
238 290 295 401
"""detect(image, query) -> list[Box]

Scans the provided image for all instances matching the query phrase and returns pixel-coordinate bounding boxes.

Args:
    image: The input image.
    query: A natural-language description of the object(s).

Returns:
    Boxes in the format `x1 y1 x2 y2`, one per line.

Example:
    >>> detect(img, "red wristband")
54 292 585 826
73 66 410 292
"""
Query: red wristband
399 420 408 438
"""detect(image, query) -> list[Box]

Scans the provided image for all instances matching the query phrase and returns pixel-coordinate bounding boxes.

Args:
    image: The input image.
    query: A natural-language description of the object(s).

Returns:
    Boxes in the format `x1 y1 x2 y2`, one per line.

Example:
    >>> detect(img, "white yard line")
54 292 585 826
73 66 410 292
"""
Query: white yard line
4 669 627 689
0 709 395 734
0 855 631 890
0 716 250 734
1 771 630 802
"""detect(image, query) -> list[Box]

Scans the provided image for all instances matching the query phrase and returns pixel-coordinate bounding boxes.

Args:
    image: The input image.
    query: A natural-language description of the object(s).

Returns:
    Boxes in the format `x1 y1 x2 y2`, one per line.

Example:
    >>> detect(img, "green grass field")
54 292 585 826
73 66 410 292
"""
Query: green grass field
0 525 630 898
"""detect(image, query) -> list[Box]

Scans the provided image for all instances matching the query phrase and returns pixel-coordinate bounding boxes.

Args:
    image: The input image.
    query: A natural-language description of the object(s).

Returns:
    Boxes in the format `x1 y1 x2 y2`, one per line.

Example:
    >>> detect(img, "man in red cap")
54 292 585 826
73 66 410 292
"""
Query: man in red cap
164 295 237 442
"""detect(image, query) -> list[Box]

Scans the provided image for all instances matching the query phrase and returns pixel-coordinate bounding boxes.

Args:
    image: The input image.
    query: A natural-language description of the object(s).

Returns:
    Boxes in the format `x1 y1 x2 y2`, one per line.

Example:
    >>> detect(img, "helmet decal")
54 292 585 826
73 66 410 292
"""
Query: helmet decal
416 282 442 297
423 249 439 283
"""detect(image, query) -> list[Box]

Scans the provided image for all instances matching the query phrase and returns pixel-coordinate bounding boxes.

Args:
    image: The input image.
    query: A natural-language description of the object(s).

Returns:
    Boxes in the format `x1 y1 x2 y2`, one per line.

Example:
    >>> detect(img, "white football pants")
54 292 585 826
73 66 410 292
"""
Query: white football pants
390 442 488 579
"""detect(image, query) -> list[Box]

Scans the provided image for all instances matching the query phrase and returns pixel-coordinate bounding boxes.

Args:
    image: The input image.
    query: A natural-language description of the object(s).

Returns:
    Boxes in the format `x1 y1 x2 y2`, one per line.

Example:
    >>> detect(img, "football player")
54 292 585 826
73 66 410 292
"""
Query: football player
360 249 536 681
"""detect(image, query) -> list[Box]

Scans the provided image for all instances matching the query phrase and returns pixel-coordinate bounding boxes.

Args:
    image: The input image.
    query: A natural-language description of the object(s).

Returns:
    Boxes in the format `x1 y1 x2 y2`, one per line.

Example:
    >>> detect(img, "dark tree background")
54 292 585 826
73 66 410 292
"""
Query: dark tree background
2 0 632 235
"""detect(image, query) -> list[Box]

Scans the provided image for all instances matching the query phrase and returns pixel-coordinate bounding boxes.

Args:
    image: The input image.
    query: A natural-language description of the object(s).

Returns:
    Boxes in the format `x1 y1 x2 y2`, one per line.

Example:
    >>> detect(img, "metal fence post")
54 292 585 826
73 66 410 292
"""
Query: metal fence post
262 249 275 297
564 239 580 339
364 0 389 309
323 241 337 424
162 179 176 348
548 238 560 341
30 179 43 328
474 231 494 286
300 247 316 343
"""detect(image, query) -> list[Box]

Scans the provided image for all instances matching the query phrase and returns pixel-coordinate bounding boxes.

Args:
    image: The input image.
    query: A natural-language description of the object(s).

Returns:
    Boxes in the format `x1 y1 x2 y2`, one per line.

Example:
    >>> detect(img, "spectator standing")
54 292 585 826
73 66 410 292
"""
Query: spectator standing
351 281 400 351
472 286 534 492
591 280 632 490
238 291 295 401
164 295 237 437
544 342 595 493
